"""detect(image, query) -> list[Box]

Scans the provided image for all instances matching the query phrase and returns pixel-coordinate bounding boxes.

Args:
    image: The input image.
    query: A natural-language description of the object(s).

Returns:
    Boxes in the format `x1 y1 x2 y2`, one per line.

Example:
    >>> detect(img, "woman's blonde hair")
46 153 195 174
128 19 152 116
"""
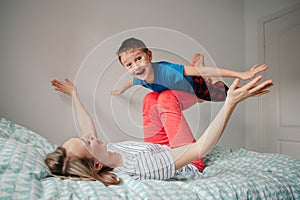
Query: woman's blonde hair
45 146 122 186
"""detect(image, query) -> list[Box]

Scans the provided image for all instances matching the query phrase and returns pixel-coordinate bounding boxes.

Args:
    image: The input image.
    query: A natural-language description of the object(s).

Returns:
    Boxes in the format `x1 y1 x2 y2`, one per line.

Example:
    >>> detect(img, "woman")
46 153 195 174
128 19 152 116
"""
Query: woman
111 38 267 172
46 76 273 186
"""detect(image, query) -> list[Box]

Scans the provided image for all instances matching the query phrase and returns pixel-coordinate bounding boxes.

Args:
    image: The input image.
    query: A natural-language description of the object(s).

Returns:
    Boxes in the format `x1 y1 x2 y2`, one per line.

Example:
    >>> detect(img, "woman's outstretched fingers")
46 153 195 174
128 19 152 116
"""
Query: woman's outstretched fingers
52 79 64 88
242 76 272 96
250 80 273 97
244 75 263 90
253 90 270 97
237 76 261 94
65 78 73 85
51 78 74 96
230 78 240 90
227 76 273 105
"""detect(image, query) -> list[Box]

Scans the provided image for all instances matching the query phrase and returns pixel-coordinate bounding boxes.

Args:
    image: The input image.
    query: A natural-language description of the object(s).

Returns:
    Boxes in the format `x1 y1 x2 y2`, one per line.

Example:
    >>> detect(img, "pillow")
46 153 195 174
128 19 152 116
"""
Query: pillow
0 118 55 177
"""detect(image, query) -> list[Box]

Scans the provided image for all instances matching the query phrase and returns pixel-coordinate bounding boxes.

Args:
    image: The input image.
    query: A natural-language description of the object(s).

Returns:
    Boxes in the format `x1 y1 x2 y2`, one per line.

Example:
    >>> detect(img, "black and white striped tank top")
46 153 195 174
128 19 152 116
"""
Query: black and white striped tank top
107 141 198 180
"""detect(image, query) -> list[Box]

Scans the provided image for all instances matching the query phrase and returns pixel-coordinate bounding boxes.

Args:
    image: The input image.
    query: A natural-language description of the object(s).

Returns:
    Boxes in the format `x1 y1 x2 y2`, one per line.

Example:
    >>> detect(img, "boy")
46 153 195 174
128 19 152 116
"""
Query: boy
111 38 267 101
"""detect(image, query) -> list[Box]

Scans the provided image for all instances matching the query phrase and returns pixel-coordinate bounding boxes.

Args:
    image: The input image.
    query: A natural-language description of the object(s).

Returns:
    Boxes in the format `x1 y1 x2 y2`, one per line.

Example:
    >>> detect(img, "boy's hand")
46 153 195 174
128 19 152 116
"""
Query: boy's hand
241 64 269 80
110 90 124 95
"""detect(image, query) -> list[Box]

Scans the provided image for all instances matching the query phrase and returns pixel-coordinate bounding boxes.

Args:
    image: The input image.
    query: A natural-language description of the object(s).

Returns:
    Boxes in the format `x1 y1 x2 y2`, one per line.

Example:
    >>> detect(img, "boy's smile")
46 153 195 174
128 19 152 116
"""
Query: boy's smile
135 68 146 76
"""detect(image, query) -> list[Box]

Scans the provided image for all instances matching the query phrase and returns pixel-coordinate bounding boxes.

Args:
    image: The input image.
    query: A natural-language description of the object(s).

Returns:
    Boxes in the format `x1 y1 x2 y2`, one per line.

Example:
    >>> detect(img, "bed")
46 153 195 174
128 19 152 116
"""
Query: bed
0 117 299 200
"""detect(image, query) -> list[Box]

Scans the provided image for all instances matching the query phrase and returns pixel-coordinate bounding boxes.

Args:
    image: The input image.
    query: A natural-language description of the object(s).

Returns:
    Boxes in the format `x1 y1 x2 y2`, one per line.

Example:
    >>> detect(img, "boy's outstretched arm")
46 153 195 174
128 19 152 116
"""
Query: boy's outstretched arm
184 64 269 80
110 78 134 95
51 79 98 138
171 76 273 170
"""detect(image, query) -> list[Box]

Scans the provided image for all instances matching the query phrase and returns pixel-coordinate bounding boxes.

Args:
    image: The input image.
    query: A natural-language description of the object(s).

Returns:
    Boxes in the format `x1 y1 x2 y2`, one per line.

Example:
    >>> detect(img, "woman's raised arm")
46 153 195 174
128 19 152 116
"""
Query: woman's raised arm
51 78 98 138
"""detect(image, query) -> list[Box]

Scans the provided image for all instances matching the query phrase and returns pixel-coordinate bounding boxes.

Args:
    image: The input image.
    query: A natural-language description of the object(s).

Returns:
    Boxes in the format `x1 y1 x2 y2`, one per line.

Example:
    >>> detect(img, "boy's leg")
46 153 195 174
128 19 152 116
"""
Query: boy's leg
143 92 169 146
193 76 229 102
190 53 228 102
206 80 229 101
190 53 204 67
157 90 196 147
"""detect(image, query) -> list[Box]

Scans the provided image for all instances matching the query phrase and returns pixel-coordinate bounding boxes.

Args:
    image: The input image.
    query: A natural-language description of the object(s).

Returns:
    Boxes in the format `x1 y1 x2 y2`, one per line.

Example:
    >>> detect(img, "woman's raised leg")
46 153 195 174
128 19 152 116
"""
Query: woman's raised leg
143 90 205 171
143 92 169 145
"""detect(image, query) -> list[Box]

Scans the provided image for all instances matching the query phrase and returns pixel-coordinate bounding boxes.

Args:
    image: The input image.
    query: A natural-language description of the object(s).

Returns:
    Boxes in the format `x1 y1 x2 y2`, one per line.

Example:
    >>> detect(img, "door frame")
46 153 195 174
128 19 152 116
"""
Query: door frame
257 3 300 152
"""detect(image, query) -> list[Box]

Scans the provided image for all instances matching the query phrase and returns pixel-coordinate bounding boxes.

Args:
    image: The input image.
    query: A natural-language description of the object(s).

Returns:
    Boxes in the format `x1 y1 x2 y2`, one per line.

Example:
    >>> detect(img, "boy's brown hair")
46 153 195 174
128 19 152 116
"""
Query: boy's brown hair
117 38 149 62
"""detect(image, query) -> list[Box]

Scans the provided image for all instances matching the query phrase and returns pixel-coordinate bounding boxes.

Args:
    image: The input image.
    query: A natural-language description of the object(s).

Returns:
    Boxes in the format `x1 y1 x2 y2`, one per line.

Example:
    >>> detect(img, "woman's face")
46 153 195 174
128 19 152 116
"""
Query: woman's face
62 134 107 163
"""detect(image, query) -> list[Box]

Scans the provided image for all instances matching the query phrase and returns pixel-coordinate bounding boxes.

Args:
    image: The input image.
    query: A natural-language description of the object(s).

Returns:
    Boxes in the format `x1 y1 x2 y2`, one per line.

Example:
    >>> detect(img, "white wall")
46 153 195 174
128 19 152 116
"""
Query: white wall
0 0 245 147
244 0 300 151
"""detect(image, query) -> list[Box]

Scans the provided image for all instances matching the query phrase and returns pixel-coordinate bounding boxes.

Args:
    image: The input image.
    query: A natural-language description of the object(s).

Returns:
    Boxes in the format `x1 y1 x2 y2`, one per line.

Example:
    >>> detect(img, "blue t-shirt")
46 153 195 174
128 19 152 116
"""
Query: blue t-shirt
133 61 194 93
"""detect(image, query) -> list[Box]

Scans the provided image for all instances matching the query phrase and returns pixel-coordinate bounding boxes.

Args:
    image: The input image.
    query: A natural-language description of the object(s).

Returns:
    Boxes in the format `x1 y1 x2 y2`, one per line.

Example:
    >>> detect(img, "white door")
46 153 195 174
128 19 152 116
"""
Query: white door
264 7 300 160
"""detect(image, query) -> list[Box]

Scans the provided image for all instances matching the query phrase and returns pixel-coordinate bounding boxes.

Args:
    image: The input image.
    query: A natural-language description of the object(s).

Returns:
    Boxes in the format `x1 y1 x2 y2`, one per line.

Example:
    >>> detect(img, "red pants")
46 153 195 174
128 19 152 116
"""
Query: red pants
143 90 204 172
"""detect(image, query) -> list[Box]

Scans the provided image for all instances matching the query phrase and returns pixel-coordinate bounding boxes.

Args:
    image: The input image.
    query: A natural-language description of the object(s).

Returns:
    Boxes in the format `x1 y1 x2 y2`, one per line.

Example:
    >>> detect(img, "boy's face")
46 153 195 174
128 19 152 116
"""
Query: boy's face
120 49 153 81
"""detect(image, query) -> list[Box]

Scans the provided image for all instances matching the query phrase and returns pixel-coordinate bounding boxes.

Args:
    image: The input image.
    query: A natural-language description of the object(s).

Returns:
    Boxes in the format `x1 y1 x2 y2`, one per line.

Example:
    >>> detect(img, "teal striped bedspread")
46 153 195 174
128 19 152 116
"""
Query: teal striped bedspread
0 118 299 200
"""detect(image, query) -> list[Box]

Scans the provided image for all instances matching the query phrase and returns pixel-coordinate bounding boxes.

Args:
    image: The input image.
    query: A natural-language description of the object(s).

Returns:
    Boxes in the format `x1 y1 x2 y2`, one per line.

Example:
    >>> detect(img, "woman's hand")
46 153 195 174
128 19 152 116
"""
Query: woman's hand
226 76 273 107
51 78 76 96
240 64 269 80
